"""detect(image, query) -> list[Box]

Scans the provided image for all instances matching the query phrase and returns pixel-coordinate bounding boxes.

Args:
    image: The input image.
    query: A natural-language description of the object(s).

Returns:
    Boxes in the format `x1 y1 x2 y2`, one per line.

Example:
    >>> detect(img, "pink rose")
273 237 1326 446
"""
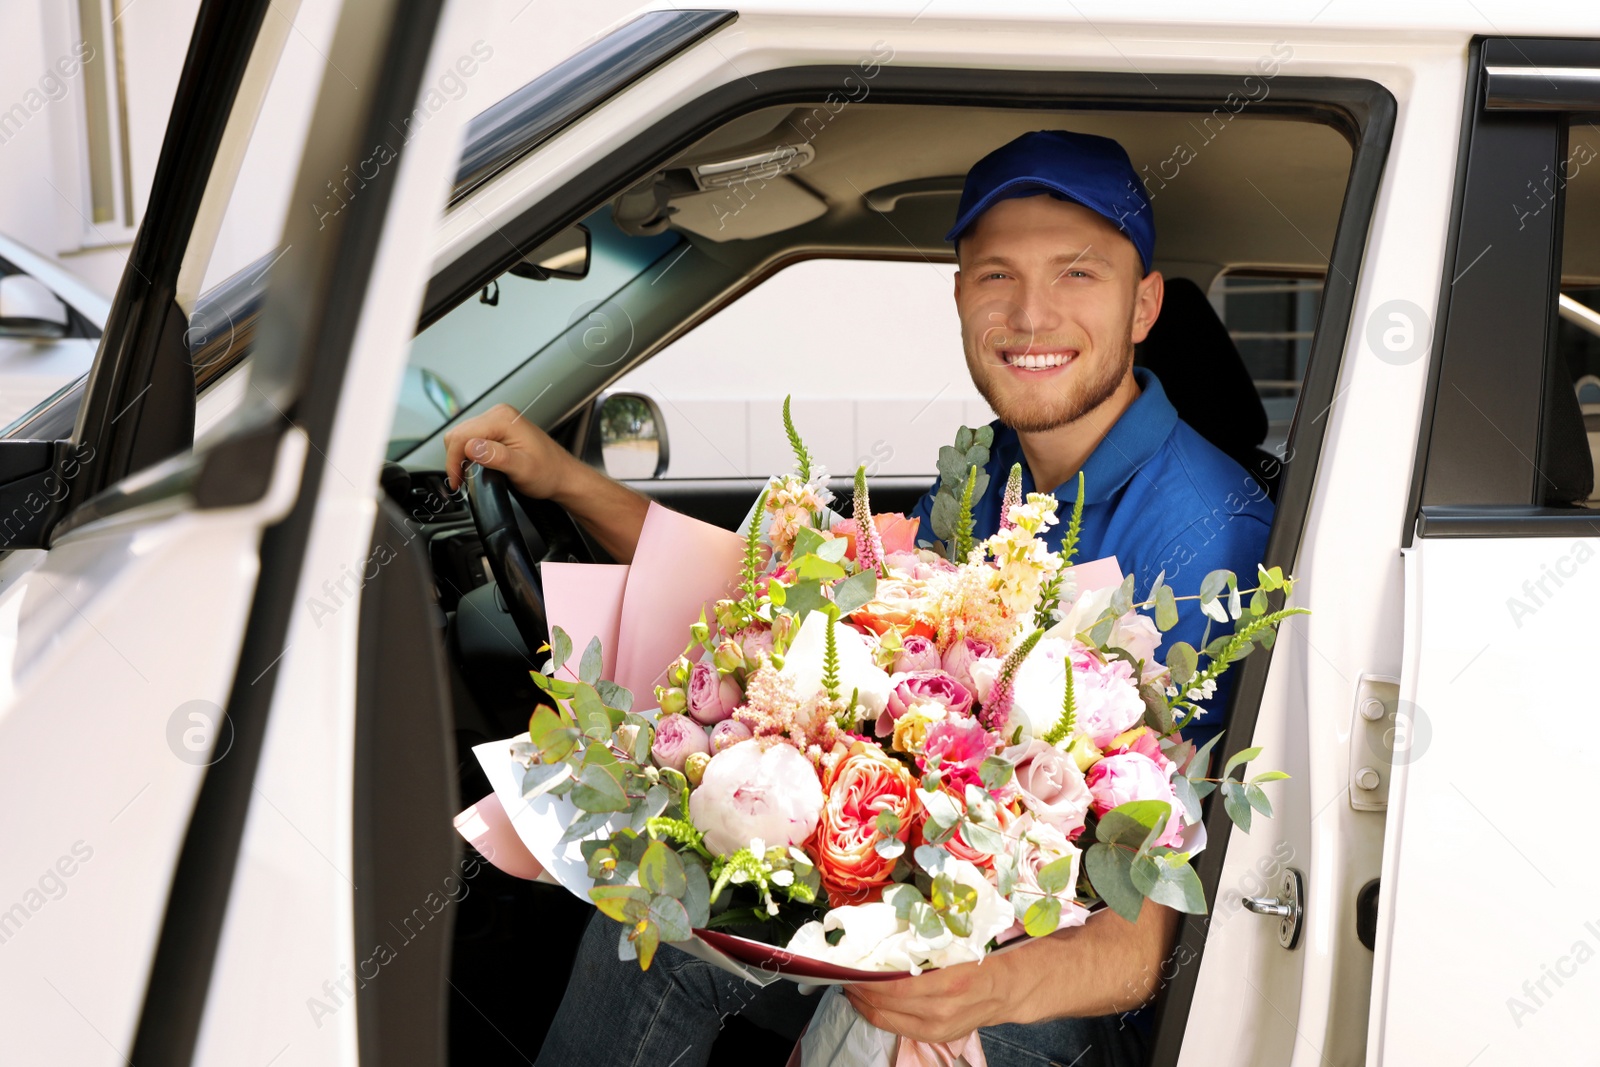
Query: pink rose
892 634 941 674
1006 815 1090 935
687 662 741 725
711 718 753 752
1012 740 1092 839
875 670 975 737
941 637 995 693
651 713 711 772
919 718 995 794
1085 752 1185 848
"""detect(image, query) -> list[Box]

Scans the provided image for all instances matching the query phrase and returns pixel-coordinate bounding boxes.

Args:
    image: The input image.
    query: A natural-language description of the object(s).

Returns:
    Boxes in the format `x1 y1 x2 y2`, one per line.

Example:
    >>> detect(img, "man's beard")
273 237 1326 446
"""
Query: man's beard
965 336 1135 434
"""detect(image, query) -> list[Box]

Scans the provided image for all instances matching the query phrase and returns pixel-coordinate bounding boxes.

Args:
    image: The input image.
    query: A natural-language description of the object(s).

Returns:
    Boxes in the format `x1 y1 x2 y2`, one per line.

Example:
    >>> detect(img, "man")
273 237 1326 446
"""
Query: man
445 130 1272 1066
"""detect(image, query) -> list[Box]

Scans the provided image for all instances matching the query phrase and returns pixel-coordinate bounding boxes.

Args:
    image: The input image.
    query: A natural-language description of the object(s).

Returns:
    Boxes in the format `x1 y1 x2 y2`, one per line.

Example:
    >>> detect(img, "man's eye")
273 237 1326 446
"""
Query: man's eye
984 272 1009 281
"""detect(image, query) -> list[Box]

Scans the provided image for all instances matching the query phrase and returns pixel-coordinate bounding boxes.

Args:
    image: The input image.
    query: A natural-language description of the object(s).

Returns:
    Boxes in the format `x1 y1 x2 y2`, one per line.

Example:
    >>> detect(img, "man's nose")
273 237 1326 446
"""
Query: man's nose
1005 278 1062 340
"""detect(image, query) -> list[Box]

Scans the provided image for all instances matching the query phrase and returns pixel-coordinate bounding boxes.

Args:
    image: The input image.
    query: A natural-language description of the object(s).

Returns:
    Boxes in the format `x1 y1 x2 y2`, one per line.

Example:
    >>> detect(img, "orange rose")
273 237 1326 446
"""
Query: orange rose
848 577 937 640
812 748 919 905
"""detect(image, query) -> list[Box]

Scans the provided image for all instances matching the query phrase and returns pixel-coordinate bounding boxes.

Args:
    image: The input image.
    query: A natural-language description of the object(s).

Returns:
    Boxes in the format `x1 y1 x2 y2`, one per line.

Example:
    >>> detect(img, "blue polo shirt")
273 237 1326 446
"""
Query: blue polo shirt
908 368 1274 742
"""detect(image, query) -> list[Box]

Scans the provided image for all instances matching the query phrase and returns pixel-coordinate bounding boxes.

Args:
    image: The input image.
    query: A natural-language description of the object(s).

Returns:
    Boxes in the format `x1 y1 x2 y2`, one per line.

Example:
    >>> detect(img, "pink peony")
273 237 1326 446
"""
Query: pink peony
1012 739 1093 839
919 718 995 794
892 633 942 674
875 670 975 737
711 718 753 752
736 626 775 668
689 740 824 856
941 637 995 693
1085 752 1185 848
651 713 711 773
687 662 742 725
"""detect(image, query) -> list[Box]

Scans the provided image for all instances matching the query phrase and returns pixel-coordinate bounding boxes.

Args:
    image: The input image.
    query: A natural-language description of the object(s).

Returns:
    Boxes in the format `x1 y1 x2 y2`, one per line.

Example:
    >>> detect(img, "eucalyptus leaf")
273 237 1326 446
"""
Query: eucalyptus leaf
961 820 1005 856
521 759 572 800
528 706 578 763
1084 843 1143 924
1155 583 1179 632
816 537 849 564
1186 732 1224 780
579 636 603 685
1165 643 1198 687
795 554 847 581
793 526 830 558
597 679 634 713
979 755 1015 791
633 920 660 970
1224 746 1264 776
1221 781 1253 833
833 570 878 616
1250 770 1290 784
1143 854 1207 914
591 884 649 923
550 625 573 673
1172 773 1202 822
1036 855 1076 896
561 808 614 844
1244 783 1274 816
1096 800 1172 848
573 683 619 740
783 579 830 620
1023 896 1063 938
682 861 711 927
649 894 693 943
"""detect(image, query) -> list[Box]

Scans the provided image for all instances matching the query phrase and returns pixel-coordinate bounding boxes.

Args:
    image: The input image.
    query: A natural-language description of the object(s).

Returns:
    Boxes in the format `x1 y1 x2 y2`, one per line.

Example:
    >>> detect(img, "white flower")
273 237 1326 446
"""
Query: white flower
784 859 1013 973
778 610 892 716
969 637 1144 746
689 740 824 856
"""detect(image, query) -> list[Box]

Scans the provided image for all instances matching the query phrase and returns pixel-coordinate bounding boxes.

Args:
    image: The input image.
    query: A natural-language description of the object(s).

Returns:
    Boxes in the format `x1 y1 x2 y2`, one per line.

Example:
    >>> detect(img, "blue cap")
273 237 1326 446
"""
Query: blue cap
946 130 1155 274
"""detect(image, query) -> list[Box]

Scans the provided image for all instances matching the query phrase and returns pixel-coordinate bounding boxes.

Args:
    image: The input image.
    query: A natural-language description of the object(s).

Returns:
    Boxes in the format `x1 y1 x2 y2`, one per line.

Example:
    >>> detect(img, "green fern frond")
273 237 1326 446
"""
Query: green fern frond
740 487 770 607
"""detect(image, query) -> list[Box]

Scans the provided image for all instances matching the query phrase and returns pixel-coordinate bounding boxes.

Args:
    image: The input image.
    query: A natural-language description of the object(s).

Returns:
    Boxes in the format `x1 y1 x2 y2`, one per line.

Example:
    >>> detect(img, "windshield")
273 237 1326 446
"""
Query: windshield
386 207 679 458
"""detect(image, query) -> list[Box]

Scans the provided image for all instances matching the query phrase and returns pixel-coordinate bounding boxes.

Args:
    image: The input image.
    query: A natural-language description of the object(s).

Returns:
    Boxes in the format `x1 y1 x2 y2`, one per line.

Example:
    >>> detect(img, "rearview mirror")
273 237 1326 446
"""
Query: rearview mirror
507 224 590 281
593 392 668 479
0 275 69 340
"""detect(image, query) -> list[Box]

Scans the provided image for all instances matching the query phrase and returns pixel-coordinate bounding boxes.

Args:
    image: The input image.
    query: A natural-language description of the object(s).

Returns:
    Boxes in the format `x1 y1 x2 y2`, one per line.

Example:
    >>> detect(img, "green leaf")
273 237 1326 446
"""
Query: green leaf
1226 574 1242 621
909 901 945 940
1036 854 1076 896
681 861 711 927
1224 746 1264 776
550 626 573 673
1023 896 1063 937
1095 800 1173 848
633 920 661 970
782 578 830 620
639 840 688 897
1250 770 1290 784
562 808 614 844
1084 843 1144 924
1171 773 1202 822
816 537 849 564
1249 588 1269 617
572 763 629 813
1140 683 1173 735
1221 781 1253 833
591 884 649 923
792 526 829 559
961 819 1005 856
1244 783 1274 817
649 894 693 943
979 755 1015 791
1198 570 1231 605
1186 732 1224 780
795 553 847 581
883 883 924 920
597 679 634 713
955 425 974 452
1109 574 1135 617
573 683 621 740
1155 583 1179 632
527 706 579 763
579 637 603 685
833 570 877 616
1138 853 1207 914
1165 643 1197 686
522 759 572 799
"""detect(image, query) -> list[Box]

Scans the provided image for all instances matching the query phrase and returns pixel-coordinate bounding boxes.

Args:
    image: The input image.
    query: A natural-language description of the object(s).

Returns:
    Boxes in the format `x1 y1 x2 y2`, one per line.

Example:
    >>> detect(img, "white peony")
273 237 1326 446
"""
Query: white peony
785 858 1013 974
969 636 1145 744
779 610 892 717
689 740 824 856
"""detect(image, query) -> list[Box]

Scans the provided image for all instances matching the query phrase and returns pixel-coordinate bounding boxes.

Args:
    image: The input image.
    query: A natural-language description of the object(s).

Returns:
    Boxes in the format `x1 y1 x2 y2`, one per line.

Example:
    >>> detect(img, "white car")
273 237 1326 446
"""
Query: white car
0 233 108 432
1 3 1598 1066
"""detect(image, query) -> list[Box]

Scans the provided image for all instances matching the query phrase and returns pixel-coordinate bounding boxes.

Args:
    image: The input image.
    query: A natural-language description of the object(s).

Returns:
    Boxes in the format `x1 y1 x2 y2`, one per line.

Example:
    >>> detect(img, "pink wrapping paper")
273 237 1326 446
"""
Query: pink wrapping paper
1069 554 1122 593
611 502 747 704
541 561 630 682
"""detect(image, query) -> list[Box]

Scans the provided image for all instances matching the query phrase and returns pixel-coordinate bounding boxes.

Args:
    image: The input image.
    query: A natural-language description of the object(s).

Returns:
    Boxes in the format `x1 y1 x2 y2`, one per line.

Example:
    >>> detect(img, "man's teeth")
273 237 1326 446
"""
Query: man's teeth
1006 352 1072 369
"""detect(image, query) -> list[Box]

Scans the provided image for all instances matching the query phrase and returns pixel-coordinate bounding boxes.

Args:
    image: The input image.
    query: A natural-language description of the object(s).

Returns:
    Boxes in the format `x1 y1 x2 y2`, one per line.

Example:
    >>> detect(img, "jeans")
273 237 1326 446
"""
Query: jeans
536 914 1149 1067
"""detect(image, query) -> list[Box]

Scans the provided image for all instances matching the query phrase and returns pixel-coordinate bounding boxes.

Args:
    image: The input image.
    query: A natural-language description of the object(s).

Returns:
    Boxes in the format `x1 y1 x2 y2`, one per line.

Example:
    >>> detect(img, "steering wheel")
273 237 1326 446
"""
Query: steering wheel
464 465 592 656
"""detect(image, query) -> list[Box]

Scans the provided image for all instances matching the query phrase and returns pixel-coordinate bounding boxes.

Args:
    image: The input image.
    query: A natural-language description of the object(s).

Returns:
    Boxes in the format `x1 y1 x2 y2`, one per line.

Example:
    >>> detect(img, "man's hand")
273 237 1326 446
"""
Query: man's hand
443 403 573 498
844 902 1179 1042
440 403 651 562
845 957 1016 1044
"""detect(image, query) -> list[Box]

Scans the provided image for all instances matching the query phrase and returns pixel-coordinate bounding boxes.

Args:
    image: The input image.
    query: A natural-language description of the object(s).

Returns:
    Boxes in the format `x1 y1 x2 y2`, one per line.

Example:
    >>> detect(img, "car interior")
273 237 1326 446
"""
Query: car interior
19 41 1599 1061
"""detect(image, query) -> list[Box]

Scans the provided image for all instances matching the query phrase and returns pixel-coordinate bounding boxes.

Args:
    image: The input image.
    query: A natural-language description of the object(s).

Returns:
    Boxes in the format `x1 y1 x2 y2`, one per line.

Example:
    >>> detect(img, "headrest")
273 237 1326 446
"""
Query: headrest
1137 277 1269 454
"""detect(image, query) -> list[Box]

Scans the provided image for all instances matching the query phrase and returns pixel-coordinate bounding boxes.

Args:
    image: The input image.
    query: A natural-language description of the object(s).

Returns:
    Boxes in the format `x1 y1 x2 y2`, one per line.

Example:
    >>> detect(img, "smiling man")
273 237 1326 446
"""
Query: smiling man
447 130 1272 1066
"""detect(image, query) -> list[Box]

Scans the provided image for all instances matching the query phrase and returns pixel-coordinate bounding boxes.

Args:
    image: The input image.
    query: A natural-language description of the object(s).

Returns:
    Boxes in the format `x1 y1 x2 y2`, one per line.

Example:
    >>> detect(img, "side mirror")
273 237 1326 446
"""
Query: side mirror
507 224 590 281
0 275 70 340
590 392 668 479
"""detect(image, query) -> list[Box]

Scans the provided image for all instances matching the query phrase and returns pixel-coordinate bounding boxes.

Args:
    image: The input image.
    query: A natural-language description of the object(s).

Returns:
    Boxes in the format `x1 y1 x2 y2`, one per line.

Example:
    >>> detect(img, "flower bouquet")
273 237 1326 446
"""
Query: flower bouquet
462 401 1301 1061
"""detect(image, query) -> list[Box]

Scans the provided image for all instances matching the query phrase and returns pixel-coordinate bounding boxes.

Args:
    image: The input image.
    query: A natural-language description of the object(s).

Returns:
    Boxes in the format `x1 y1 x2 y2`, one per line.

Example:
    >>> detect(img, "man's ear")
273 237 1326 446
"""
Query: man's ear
1129 270 1164 344
952 269 963 305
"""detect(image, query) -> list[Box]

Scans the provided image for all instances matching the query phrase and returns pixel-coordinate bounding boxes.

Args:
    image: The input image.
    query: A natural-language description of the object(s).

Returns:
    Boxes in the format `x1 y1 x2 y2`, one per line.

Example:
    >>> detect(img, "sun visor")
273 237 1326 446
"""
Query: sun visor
670 176 827 241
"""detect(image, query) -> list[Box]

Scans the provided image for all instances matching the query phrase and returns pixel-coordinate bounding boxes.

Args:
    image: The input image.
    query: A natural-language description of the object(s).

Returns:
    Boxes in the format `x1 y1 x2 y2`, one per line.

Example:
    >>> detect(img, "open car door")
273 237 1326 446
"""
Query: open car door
0 0 473 1063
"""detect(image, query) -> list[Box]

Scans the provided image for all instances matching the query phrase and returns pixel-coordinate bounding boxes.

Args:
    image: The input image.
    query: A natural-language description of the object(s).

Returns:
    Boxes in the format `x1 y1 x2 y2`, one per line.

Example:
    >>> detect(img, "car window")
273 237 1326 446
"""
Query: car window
388 208 679 459
606 257 993 480
1544 118 1600 507
1210 272 1322 459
